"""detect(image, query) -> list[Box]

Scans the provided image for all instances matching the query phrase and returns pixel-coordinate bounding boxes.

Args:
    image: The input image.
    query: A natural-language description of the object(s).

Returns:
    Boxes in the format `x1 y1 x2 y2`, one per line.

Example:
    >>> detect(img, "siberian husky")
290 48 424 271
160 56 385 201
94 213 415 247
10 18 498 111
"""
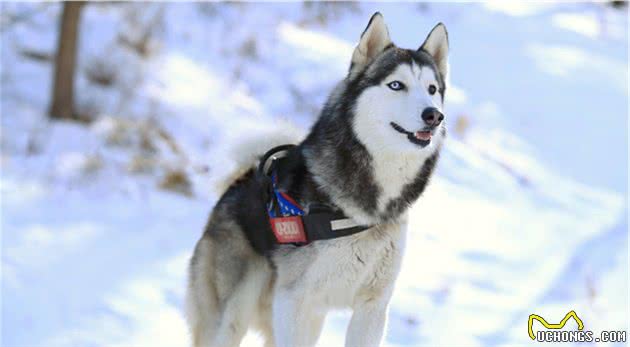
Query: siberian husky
187 12 449 347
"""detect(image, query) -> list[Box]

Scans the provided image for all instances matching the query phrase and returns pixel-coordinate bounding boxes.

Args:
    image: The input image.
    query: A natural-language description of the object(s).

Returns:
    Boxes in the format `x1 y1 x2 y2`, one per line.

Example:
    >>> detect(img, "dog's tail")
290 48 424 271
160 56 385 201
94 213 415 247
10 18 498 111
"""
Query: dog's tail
213 119 305 195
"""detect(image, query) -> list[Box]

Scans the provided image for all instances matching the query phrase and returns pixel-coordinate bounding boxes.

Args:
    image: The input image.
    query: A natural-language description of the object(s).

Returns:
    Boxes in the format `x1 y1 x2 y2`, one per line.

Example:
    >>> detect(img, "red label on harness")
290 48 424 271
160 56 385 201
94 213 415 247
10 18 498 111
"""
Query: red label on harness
270 216 306 243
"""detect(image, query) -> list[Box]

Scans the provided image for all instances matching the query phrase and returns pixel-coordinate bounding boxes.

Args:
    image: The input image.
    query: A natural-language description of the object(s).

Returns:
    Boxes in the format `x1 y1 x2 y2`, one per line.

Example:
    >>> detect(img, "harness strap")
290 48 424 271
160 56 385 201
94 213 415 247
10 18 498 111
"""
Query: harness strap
258 145 371 245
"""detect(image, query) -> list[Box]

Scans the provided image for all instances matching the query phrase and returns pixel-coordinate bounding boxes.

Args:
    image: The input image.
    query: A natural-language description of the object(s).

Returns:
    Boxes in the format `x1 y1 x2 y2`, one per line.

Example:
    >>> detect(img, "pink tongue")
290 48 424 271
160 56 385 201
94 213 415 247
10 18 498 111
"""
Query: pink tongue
415 131 431 141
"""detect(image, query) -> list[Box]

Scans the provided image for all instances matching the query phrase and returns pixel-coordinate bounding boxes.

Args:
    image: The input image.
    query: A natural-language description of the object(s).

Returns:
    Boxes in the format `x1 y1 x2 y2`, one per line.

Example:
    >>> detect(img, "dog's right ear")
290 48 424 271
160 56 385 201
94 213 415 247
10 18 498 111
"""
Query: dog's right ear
350 12 392 75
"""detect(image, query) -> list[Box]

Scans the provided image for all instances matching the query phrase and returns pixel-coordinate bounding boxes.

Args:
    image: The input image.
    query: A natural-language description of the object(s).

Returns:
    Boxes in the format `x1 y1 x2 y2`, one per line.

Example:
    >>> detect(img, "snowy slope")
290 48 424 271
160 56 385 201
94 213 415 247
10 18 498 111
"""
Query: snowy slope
1 3 627 347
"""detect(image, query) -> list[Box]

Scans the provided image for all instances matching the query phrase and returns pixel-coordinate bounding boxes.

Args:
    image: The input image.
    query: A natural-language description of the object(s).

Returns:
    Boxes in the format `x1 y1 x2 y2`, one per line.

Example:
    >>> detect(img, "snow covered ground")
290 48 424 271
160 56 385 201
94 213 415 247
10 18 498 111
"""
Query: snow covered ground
1 2 627 347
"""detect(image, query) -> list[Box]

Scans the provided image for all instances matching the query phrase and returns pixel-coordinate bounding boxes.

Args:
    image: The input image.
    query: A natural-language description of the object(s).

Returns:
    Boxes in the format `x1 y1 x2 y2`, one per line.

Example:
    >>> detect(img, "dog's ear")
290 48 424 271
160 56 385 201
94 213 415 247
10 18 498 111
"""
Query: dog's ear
420 23 449 79
350 12 392 75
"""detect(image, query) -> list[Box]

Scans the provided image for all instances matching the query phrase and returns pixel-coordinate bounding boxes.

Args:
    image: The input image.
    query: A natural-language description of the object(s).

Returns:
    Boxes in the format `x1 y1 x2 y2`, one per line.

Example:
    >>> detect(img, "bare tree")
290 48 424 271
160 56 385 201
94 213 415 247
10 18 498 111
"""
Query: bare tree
49 1 84 120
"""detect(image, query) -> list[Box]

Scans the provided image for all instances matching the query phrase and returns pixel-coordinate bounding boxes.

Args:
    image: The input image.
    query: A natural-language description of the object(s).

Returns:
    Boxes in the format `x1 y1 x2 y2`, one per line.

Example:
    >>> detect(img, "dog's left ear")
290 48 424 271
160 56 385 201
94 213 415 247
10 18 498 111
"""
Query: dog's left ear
420 23 449 79
350 12 392 75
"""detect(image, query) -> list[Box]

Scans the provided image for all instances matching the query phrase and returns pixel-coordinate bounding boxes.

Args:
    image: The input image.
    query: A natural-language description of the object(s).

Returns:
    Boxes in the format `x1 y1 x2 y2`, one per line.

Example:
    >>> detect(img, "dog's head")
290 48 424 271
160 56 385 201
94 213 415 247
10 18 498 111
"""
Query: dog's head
348 13 448 154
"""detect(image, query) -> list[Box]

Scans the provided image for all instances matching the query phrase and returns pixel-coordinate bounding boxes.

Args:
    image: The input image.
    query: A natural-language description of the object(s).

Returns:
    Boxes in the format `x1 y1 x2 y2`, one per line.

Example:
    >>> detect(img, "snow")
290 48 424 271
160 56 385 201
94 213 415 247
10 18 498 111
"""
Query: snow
1 2 627 347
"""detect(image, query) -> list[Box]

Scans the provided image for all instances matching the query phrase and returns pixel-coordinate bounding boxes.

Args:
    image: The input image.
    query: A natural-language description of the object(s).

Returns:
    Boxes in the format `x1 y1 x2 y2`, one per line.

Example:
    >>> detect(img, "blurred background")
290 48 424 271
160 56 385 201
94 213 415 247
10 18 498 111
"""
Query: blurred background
1 2 628 346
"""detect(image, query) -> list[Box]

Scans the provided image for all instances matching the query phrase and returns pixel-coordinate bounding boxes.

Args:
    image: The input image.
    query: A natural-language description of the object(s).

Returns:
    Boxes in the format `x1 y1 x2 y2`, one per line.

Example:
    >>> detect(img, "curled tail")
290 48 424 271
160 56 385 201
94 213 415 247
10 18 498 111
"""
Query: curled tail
213 120 305 194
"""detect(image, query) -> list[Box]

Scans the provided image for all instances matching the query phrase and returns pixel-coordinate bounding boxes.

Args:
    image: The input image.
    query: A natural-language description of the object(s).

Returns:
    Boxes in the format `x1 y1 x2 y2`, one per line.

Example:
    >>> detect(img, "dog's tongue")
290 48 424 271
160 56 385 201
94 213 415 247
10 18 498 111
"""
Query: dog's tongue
415 131 431 141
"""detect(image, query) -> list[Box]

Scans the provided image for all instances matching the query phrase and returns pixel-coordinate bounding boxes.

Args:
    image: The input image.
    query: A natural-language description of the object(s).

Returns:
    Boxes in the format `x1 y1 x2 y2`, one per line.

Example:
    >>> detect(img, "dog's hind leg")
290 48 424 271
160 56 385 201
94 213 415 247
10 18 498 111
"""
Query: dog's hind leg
186 238 220 347
187 227 273 347
213 259 271 347
252 283 276 347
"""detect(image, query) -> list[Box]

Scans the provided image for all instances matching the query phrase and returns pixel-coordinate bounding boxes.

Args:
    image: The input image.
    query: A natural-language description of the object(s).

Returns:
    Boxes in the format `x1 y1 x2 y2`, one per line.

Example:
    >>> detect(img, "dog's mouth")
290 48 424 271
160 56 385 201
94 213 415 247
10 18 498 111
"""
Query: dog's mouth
390 122 432 147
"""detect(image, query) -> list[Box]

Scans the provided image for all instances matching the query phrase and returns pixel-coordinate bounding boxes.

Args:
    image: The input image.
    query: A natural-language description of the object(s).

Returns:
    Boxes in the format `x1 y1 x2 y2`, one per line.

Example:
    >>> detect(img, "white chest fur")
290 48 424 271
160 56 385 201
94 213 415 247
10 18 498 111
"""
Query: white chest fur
272 220 406 308
370 150 433 212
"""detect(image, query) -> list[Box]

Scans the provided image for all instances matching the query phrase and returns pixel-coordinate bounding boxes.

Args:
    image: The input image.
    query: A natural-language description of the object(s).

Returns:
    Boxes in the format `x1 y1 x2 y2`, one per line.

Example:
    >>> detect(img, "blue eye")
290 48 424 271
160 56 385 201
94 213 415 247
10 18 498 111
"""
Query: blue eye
387 81 405 91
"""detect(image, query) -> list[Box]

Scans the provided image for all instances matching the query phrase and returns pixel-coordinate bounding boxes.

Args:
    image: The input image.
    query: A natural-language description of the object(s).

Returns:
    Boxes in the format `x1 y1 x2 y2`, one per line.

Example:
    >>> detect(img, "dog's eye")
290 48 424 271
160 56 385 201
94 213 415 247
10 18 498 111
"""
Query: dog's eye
428 85 437 95
387 81 405 91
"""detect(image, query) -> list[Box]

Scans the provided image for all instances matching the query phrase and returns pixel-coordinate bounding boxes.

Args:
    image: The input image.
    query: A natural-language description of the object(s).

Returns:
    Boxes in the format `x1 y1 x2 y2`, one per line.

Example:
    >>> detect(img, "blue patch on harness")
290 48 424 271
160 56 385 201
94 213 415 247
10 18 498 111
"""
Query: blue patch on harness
268 171 305 218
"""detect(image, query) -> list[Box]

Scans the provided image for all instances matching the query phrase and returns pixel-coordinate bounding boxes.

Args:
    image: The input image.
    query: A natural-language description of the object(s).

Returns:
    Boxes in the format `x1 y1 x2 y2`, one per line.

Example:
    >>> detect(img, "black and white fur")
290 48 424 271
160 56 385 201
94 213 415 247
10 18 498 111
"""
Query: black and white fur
187 13 449 347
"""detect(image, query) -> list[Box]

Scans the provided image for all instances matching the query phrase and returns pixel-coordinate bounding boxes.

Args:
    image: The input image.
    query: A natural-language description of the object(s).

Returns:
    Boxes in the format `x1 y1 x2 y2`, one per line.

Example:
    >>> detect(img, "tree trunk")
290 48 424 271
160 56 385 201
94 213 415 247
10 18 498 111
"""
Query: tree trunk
49 1 84 120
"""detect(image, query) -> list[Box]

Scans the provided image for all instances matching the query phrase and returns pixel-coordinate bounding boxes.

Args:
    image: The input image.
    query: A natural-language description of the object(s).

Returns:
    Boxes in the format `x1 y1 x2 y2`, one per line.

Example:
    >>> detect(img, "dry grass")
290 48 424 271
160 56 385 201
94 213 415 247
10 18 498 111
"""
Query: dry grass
103 118 134 146
301 2 358 25
238 36 259 60
453 114 470 139
82 154 104 175
158 169 193 197
127 154 156 174
117 4 165 58
84 58 117 87
73 98 101 124
18 47 53 62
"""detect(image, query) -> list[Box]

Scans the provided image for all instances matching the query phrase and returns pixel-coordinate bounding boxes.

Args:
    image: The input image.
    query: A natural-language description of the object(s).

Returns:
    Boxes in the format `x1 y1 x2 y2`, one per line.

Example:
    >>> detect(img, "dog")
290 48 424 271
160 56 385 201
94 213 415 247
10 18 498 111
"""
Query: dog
186 12 449 347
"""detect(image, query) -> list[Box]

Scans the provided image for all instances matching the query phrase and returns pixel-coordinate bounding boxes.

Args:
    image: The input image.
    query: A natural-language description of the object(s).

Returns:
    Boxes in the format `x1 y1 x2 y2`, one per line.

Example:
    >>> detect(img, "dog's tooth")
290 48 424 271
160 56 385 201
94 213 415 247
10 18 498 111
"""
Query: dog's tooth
415 131 432 141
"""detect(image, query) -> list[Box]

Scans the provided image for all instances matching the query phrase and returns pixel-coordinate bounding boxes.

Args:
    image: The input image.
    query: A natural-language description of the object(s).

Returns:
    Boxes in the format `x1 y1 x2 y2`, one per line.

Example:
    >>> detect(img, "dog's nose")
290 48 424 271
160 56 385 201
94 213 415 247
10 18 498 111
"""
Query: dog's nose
421 107 444 127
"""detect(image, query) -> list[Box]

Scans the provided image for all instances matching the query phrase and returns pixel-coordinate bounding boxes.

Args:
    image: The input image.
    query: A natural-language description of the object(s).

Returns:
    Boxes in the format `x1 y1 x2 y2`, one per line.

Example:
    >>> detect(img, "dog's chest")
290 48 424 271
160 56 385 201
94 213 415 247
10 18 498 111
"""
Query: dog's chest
372 151 429 212
273 222 406 307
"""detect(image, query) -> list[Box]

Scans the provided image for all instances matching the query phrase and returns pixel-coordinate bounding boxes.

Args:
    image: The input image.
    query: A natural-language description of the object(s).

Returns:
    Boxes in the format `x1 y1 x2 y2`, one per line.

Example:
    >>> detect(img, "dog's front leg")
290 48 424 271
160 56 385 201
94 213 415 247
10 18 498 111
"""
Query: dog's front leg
345 298 390 347
272 288 325 347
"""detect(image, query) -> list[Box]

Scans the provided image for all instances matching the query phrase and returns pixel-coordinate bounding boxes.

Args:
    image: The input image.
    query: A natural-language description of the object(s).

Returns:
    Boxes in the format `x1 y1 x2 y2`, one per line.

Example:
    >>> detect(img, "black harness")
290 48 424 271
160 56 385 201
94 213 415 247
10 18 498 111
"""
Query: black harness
258 145 371 245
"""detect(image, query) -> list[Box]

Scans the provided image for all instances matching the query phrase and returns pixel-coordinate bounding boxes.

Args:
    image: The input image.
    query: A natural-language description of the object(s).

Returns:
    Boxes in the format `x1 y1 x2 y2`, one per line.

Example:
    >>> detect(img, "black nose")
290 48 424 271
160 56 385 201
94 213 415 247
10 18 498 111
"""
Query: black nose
421 107 444 127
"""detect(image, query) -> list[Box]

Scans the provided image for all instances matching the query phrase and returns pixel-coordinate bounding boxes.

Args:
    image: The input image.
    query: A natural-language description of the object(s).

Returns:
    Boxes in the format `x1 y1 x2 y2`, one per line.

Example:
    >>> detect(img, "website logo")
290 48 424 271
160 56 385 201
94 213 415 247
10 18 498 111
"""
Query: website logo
528 310 626 343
